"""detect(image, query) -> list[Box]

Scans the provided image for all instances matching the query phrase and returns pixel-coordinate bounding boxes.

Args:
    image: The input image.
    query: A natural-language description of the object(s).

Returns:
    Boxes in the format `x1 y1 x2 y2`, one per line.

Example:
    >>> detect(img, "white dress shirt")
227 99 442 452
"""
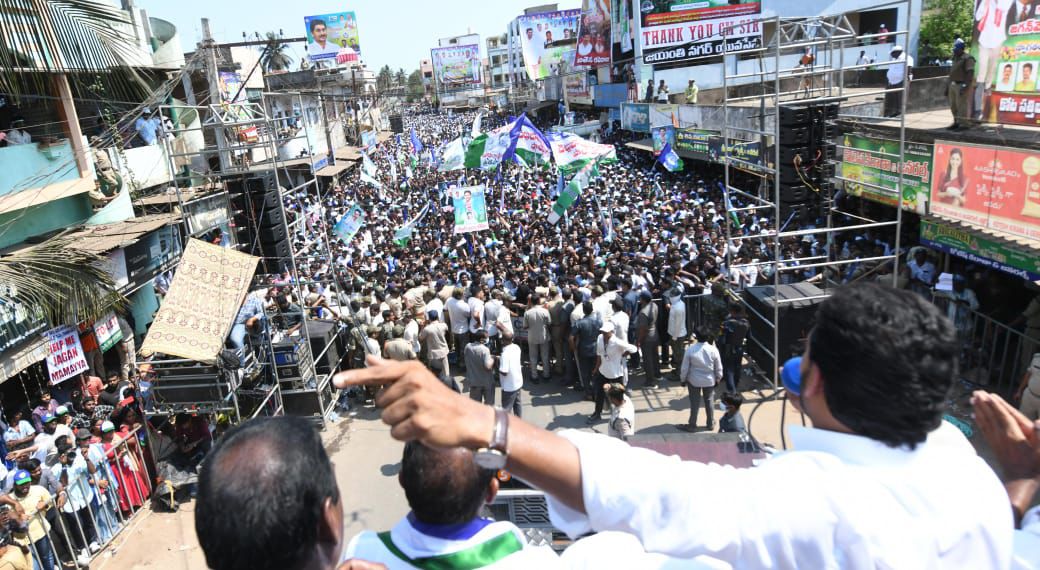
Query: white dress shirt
484 299 503 336
445 297 471 335
610 311 630 344
499 343 524 392
546 422 1012 569
596 335 636 380
666 297 687 338
468 297 485 334
680 342 723 388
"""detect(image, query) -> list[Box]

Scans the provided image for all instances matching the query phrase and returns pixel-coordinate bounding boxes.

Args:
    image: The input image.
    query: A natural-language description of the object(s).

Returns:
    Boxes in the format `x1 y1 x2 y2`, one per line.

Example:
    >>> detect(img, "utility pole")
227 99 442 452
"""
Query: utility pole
318 88 336 166
351 67 361 145
201 18 232 172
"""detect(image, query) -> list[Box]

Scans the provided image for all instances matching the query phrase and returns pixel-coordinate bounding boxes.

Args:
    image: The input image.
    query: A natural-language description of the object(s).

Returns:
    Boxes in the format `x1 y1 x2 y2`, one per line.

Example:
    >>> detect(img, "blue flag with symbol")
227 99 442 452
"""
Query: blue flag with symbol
657 143 684 172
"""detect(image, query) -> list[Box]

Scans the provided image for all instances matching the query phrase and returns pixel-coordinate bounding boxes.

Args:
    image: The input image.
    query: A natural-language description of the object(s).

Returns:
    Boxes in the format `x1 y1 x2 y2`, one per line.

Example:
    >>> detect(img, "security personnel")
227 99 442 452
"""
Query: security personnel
947 38 976 130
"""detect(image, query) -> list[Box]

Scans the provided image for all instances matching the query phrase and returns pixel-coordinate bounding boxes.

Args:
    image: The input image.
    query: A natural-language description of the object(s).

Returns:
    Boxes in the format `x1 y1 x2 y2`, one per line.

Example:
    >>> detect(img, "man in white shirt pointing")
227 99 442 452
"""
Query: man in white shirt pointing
336 282 1013 568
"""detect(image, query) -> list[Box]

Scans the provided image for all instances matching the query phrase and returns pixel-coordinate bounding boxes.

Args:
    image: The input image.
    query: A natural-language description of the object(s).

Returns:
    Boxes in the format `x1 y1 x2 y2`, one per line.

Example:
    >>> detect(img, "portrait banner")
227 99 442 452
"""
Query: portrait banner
930 140 1040 241
431 44 483 89
651 125 676 156
575 0 612 67
451 185 489 234
304 12 361 63
621 102 650 132
518 9 581 80
973 5 1040 126
334 204 367 243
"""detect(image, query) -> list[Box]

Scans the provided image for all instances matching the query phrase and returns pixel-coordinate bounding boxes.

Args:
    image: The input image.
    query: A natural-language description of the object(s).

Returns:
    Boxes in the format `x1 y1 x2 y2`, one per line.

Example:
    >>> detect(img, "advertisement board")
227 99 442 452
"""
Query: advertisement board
840 134 933 213
621 102 650 132
123 225 180 293
451 186 489 234
518 9 581 80
651 125 675 156
42 325 89 385
711 138 768 174
973 6 1040 126
304 12 361 63
920 219 1040 280
930 140 1040 241
639 0 762 65
575 0 611 68
431 44 483 89
564 73 594 105
218 71 245 104
93 312 124 352
675 128 718 159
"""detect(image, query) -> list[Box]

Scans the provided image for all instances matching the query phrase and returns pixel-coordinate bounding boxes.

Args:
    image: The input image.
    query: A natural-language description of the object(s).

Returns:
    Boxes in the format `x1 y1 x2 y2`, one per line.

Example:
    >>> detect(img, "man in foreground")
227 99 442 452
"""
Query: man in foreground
335 282 1013 567
344 441 559 568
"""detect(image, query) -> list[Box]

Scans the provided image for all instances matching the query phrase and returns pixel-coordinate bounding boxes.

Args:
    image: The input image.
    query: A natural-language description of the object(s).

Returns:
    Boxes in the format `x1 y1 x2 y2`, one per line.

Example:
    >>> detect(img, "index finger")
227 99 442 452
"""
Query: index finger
332 355 409 388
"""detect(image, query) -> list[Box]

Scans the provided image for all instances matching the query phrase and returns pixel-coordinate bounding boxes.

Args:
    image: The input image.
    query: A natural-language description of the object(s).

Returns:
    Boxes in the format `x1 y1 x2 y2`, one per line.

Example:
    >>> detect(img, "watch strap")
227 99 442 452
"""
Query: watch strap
489 408 509 455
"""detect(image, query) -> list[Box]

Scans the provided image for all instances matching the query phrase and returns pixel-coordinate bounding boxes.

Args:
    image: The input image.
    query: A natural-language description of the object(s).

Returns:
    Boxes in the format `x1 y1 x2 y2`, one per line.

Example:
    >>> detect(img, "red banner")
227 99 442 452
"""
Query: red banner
930 140 1040 241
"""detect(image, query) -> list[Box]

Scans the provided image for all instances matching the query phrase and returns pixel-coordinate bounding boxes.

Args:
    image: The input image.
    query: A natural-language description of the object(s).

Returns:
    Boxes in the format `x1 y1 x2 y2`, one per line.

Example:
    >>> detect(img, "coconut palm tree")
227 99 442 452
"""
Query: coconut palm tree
0 0 148 99
261 31 293 73
0 237 124 326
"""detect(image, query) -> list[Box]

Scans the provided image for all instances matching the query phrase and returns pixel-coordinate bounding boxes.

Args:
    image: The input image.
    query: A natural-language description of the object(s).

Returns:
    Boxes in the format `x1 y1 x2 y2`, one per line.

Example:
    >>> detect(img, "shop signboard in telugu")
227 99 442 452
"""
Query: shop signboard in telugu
930 140 1040 241
840 134 933 213
42 325 89 385
710 138 768 174
575 0 612 68
431 44 483 89
639 0 762 65
304 12 361 63
920 219 1040 280
518 9 581 80
93 312 124 352
621 102 650 132
675 128 717 159
973 8 1040 126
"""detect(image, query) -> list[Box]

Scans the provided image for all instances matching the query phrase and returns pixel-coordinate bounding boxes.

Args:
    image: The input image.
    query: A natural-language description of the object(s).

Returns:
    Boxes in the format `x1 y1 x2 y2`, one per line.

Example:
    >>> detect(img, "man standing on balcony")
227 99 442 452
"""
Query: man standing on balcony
134 109 161 146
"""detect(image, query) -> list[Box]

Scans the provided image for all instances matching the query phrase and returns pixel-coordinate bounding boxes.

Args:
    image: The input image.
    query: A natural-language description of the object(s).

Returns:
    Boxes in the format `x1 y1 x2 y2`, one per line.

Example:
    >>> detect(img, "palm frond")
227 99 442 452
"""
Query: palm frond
0 0 148 98
0 237 125 326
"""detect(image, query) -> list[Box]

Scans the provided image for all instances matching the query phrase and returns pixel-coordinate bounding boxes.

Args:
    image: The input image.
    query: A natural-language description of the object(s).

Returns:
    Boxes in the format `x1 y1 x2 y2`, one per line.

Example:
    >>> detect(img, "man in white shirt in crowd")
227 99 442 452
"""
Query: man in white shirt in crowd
907 248 937 297
498 334 524 417
523 295 552 384
445 288 471 369
665 286 687 382
336 282 1013 569
677 326 723 432
468 289 486 346
484 290 504 352
588 322 636 424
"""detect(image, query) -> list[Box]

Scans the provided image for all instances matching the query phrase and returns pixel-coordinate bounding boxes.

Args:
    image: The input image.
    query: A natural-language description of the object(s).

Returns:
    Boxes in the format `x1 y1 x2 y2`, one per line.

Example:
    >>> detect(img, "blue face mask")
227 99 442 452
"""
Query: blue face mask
781 356 803 396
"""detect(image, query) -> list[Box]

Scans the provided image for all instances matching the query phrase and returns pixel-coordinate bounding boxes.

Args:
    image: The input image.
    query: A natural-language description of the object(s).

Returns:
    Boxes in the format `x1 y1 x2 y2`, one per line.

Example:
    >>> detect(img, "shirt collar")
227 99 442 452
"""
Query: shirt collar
406 512 493 540
786 422 963 467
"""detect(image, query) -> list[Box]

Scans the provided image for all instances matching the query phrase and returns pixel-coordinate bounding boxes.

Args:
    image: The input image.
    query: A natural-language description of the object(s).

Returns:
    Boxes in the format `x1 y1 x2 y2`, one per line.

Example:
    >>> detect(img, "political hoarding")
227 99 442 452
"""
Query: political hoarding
972 4 1040 126
651 125 676 156
575 0 612 68
304 12 361 64
639 0 762 65
675 128 718 159
431 44 483 89
930 140 1040 241
564 73 593 105
42 325 89 385
920 219 1040 281
621 102 650 132
840 134 933 214
333 204 366 244
451 185 489 234
518 9 581 80
218 71 245 104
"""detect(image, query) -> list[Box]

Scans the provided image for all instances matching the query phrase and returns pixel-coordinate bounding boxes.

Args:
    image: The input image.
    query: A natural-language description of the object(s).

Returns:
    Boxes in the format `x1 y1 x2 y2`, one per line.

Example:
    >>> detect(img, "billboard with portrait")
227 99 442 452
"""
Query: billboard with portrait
333 204 366 244
451 185 489 234
564 73 593 105
639 0 762 65
575 0 611 67
621 102 650 132
431 44 483 89
930 140 1040 241
304 12 361 63
517 9 581 80
651 125 675 156
972 3 1040 126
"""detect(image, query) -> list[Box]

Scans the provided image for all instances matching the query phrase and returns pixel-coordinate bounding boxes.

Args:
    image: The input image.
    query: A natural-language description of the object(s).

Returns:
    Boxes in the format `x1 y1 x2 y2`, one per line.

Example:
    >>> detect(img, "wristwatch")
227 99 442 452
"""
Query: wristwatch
474 407 509 469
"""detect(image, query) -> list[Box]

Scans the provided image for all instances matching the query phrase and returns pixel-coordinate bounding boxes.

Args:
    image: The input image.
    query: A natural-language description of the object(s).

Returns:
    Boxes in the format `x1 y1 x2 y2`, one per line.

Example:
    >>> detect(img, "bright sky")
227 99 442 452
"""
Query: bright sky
136 0 581 72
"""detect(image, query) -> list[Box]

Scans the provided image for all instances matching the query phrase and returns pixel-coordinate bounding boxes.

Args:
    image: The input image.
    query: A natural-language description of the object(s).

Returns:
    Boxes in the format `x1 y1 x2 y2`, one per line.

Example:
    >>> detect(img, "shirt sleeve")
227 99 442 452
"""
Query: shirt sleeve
712 346 724 382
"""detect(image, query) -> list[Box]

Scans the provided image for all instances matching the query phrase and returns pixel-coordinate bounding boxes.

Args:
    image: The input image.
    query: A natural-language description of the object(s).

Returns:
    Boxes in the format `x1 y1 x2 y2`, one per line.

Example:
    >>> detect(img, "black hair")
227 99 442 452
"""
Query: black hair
309 19 327 34
400 442 494 525
196 416 339 570
721 392 744 408
582 301 593 316
809 282 956 449
695 325 715 344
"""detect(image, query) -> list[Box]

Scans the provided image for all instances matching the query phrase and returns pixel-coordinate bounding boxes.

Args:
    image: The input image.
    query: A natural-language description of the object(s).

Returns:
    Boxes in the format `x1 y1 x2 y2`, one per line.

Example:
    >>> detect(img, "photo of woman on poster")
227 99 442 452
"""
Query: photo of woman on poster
936 148 970 207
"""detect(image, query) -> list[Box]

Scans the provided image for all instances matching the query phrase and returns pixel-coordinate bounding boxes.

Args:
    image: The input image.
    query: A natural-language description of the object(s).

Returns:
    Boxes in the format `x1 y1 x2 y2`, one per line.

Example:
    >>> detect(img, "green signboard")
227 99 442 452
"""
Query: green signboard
840 134 932 213
675 128 717 159
920 219 1040 281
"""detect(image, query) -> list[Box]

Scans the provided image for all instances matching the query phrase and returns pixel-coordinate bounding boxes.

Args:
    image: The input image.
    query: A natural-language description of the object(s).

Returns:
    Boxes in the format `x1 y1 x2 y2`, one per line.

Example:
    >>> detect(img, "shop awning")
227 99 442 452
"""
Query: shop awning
139 238 260 363
64 213 181 255
315 162 355 177
0 336 48 384
625 139 654 153
334 146 363 161
920 215 1040 281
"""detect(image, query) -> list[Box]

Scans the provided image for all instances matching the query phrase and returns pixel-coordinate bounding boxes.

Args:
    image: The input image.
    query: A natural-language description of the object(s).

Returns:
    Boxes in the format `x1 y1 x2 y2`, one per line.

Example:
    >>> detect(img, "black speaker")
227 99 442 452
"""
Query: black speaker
742 284 826 374
306 320 342 375
389 115 404 133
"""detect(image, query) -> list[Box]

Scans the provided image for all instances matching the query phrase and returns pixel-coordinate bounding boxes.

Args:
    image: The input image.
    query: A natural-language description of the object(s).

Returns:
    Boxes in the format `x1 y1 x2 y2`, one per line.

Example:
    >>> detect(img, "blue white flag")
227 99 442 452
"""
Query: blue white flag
657 142 684 172
410 128 424 156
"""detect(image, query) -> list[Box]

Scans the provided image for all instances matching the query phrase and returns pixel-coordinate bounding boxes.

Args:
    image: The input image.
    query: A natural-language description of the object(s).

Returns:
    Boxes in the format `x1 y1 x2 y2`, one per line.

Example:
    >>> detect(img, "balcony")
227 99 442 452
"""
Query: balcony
0 139 82 198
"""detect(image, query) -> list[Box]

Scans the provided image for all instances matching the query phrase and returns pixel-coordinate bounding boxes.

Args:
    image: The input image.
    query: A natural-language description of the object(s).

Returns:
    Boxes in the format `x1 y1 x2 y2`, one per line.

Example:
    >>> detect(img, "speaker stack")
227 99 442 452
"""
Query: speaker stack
777 103 838 224
742 283 827 374
389 115 404 134
227 174 291 273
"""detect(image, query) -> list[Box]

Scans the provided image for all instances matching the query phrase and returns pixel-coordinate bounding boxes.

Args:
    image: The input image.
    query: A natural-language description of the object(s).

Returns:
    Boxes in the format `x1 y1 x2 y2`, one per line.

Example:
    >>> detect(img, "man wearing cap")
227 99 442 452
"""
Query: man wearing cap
947 38 975 130
883 45 913 117
384 326 417 362
11 469 57 570
53 437 100 558
588 322 637 424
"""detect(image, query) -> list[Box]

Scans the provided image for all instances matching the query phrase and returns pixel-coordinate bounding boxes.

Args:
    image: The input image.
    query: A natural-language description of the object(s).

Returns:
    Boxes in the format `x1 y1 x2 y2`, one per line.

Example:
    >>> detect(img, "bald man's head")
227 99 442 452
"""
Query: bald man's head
399 441 497 525
196 417 343 570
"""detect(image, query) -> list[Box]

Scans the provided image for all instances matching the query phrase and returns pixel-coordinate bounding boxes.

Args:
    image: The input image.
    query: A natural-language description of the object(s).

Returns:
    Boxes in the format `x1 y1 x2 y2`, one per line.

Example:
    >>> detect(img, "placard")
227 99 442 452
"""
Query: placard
42 325 89 385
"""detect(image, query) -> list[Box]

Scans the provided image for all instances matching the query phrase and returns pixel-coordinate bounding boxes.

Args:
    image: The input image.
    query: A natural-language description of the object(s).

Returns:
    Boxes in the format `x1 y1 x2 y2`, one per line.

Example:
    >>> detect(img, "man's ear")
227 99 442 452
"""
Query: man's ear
319 495 344 549
486 476 500 505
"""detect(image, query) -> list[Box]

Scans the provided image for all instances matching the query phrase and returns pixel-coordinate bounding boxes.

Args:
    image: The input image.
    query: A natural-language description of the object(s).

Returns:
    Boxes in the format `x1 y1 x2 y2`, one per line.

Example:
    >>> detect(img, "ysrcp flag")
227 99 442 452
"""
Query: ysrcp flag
464 125 513 170
333 204 365 243
658 142 684 172
504 114 552 167
548 160 600 224
450 185 490 234
438 137 466 172
360 151 382 188
548 132 617 176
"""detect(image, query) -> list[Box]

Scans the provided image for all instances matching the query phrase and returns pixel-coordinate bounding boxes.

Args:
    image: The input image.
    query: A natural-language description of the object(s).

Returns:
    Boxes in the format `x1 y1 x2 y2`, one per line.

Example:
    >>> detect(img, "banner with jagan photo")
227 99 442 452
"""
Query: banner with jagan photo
575 0 611 67
973 2 1040 126
930 140 1040 241
333 204 366 244
304 12 361 63
518 9 581 80
651 125 675 156
450 185 489 234
639 0 762 65
431 44 483 89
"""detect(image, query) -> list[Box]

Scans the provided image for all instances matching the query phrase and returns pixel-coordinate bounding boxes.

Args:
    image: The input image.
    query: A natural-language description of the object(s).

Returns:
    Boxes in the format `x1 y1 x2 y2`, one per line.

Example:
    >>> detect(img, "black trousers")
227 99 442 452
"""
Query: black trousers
884 80 904 117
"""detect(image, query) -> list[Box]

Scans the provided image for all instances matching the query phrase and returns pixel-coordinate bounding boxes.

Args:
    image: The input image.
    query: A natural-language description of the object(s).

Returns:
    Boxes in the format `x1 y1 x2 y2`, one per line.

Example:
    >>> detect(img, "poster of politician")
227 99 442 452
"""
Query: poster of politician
431 44 483 89
518 9 581 79
451 185 489 234
972 0 1040 126
304 12 361 64
333 204 366 243
575 0 611 67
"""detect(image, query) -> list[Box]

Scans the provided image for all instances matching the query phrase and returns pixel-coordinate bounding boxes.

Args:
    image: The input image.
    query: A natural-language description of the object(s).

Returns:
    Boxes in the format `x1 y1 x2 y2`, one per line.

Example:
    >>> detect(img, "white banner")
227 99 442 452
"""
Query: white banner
42 325 89 385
